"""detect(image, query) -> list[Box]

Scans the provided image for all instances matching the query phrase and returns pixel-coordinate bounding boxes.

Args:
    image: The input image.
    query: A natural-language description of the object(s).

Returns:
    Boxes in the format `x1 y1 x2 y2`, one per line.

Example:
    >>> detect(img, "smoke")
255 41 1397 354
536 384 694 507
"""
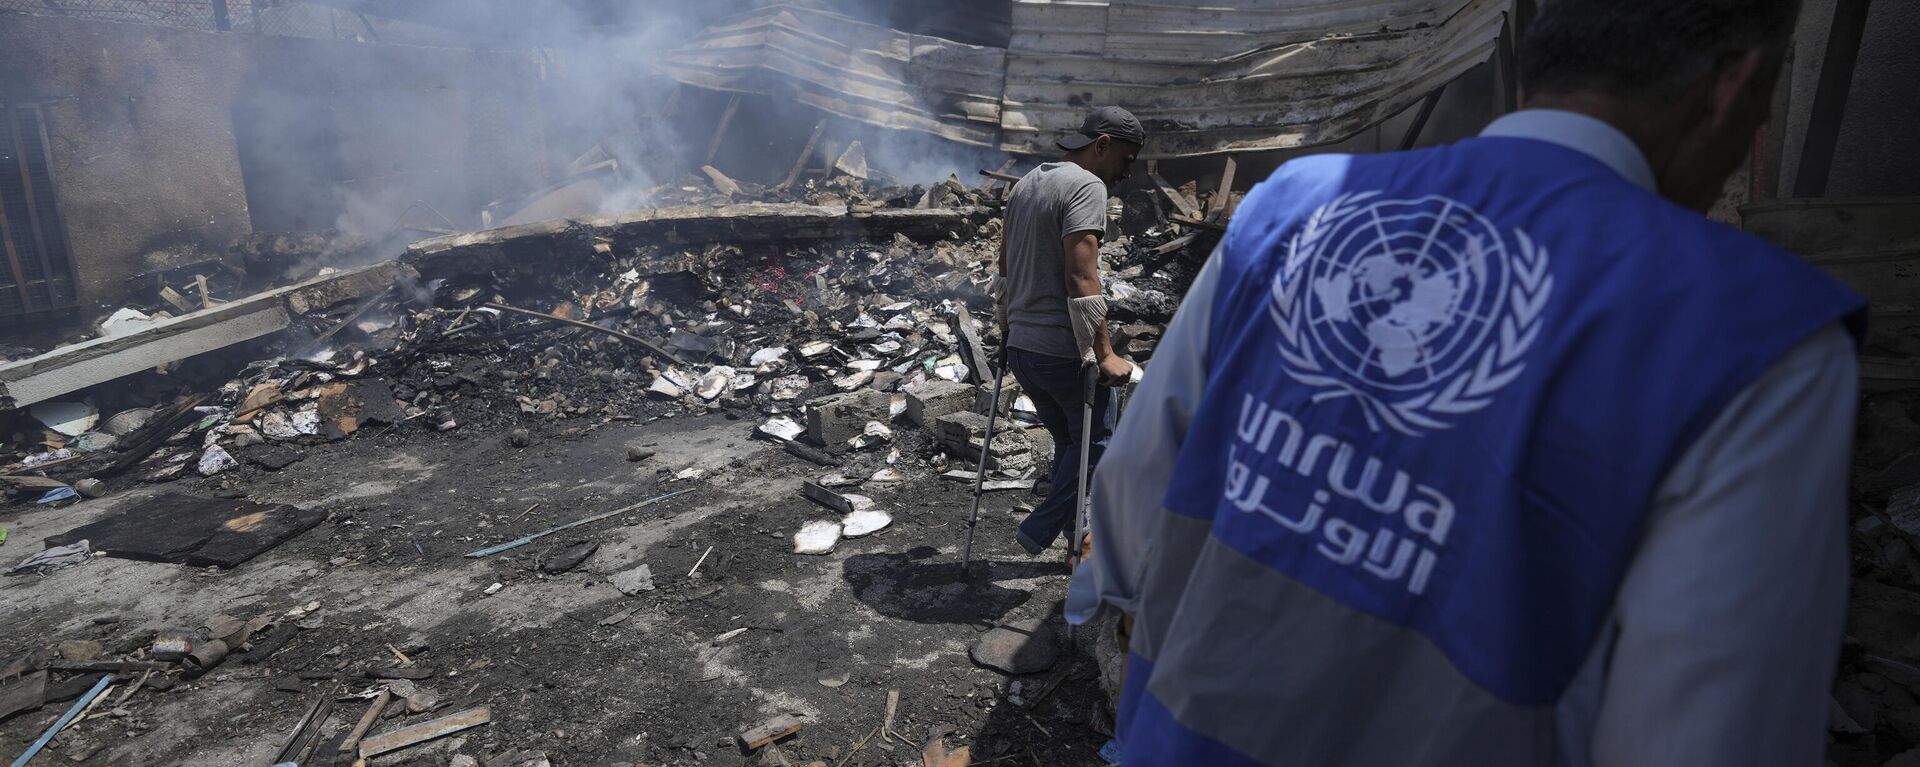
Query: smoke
232 0 1021 269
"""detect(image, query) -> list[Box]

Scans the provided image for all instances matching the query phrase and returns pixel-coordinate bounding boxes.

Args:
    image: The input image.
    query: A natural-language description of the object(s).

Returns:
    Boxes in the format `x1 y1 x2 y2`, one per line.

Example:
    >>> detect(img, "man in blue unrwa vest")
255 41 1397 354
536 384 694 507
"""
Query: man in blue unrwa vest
1071 0 1866 764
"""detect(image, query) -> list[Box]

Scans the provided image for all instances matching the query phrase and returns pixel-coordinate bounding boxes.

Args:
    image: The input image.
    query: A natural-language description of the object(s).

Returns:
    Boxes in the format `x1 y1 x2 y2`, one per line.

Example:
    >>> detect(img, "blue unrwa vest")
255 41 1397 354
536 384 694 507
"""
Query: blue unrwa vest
1122 137 1864 764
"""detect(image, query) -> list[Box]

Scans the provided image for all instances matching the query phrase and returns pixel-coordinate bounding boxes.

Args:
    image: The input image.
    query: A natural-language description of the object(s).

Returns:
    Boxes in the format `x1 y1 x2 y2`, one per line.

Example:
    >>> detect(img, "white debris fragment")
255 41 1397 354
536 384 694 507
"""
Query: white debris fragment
750 347 789 366
770 375 811 401
758 416 805 442
889 395 908 420
799 340 834 358
695 367 734 400
729 370 759 392
793 520 843 555
834 370 875 391
674 467 707 481
1014 395 1038 414
871 339 904 355
934 363 969 383
23 448 74 468
29 401 98 437
847 359 883 372
197 446 237 476
291 406 322 435
840 509 893 538
818 474 859 487
612 564 656 595
841 493 876 512
869 467 907 483
650 368 691 398
260 411 298 440
848 420 894 450
483 583 504 596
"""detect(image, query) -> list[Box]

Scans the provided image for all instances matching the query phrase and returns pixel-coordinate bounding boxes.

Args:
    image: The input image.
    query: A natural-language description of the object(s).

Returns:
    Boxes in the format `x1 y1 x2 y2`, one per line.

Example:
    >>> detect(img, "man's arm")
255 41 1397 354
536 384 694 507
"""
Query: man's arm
1064 230 1129 383
1590 324 1856 766
1068 246 1224 624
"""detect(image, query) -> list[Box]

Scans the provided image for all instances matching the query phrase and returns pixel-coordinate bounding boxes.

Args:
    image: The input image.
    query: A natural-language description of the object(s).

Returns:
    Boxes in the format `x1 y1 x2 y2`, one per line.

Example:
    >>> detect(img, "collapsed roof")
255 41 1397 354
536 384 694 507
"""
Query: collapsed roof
662 0 1508 158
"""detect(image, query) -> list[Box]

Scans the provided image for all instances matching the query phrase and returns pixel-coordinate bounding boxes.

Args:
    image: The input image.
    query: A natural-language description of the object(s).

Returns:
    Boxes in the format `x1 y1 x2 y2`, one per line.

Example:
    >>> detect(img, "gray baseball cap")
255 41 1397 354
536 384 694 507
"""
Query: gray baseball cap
1057 106 1146 151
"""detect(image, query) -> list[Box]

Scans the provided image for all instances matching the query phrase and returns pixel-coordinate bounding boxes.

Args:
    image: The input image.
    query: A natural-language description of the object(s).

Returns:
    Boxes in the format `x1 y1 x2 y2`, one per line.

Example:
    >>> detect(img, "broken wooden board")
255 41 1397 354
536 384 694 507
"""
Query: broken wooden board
0 261 414 409
737 714 803 753
44 493 325 569
358 706 491 758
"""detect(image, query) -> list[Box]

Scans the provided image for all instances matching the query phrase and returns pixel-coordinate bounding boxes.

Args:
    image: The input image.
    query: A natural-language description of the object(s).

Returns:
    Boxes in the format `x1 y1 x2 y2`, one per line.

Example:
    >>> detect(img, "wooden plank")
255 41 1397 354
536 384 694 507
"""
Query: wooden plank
780 120 827 190
1793 0 1873 198
1149 162 1202 219
705 93 743 167
338 690 392 753
978 169 1021 185
981 158 1018 190
1169 214 1226 233
736 714 803 753
358 706 491 758
1207 154 1238 221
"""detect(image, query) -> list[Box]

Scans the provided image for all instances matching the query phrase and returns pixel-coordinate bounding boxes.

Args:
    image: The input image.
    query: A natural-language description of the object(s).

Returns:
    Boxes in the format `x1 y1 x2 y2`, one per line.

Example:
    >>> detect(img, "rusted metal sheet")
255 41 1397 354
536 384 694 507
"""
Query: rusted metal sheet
663 0 1506 158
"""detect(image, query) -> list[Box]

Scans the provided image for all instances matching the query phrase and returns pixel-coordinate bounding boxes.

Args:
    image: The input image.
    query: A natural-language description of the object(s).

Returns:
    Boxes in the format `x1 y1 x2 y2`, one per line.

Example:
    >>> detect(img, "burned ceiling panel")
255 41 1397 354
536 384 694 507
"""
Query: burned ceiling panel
662 0 1508 158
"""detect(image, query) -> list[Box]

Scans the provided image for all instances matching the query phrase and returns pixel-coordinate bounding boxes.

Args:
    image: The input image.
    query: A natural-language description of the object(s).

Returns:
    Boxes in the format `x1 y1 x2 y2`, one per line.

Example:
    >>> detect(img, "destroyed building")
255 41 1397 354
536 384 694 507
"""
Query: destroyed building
0 0 1918 765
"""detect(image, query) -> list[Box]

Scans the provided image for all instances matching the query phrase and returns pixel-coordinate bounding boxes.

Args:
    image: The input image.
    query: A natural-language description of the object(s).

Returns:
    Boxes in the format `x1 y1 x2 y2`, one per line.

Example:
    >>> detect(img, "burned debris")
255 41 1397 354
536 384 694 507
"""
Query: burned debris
0 146 1205 764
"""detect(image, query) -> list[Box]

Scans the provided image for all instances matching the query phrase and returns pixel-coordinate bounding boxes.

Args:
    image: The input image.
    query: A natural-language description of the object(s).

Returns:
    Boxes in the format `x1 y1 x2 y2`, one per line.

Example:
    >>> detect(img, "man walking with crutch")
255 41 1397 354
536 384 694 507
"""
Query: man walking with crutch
990 106 1143 561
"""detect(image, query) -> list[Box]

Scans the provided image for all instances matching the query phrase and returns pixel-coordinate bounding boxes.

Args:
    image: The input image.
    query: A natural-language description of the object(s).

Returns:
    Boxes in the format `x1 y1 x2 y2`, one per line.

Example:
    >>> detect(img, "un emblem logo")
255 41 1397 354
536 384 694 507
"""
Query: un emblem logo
1269 192 1553 435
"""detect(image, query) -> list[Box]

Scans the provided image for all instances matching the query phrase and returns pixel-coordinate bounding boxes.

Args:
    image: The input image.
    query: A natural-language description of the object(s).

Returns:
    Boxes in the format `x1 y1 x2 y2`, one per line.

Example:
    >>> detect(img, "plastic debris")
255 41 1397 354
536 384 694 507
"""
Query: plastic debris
35 487 80 507
793 520 842 555
840 509 892 537
8 539 92 575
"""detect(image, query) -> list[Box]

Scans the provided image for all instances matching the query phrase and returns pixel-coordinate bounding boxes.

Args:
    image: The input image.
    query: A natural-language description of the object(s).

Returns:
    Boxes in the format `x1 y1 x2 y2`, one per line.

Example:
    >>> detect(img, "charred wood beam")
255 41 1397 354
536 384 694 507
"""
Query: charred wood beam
1794 0 1873 198
1398 85 1446 151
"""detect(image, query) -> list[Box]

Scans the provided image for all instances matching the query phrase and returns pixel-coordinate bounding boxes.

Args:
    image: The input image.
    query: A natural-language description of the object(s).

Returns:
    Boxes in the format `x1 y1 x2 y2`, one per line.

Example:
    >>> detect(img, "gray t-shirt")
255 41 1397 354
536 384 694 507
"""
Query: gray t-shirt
1004 162 1108 359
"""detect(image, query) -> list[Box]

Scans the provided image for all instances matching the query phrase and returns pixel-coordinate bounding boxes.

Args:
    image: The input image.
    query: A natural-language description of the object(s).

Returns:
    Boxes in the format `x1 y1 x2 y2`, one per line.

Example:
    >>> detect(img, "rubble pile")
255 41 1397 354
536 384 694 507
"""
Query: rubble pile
1834 390 1920 766
1 169 1206 516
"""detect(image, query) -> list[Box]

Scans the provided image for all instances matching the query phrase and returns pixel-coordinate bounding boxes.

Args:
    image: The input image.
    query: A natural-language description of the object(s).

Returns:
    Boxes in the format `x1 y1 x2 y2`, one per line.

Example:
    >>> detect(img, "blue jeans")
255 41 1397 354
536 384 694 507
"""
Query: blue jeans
1007 347 1118 554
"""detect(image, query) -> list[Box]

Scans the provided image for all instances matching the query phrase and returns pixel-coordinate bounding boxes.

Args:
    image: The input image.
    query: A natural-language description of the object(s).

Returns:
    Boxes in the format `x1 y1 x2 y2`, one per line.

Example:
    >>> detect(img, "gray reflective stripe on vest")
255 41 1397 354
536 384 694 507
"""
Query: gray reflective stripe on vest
1132 513 1560 765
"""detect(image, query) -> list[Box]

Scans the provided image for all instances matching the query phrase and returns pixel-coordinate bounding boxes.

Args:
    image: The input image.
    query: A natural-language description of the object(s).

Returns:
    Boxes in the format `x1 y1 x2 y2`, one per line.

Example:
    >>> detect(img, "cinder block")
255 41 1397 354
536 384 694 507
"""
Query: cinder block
905 379 974 427
806 389 891 445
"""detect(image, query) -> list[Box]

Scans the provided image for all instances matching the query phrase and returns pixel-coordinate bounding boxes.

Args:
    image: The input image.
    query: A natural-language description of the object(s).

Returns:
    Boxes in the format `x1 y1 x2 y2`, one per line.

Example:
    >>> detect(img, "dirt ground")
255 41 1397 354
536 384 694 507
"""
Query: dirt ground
0 412 1110 766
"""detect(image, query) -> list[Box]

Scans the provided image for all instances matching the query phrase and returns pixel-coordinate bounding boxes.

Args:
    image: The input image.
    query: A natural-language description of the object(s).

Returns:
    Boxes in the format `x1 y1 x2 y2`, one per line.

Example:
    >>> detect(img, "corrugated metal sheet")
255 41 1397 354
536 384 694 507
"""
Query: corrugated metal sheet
663 0 1507 158
662 5 1007 147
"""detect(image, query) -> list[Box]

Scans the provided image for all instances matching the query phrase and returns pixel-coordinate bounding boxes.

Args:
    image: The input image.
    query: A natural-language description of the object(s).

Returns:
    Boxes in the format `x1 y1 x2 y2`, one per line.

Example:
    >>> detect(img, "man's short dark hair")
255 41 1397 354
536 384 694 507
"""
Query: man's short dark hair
1520 0 1801 99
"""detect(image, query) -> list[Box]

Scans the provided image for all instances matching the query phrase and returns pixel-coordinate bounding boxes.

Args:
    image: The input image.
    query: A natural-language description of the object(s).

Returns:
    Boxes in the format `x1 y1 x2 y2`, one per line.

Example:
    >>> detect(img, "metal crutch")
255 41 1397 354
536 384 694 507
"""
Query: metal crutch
1071 363 1098 567
960 347 1009 568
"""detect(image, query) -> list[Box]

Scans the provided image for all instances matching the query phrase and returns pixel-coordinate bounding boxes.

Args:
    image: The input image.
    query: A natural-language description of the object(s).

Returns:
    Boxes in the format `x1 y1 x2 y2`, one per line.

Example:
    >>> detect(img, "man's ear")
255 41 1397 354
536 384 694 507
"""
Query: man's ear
1707 49 1768 129
1092 134 1112 155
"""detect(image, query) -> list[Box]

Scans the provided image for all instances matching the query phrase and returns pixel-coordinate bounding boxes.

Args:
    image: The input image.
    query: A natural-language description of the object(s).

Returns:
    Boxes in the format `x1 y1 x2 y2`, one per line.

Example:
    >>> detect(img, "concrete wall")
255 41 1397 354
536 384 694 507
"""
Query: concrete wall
1776 0 1920 198
0 13 544 319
